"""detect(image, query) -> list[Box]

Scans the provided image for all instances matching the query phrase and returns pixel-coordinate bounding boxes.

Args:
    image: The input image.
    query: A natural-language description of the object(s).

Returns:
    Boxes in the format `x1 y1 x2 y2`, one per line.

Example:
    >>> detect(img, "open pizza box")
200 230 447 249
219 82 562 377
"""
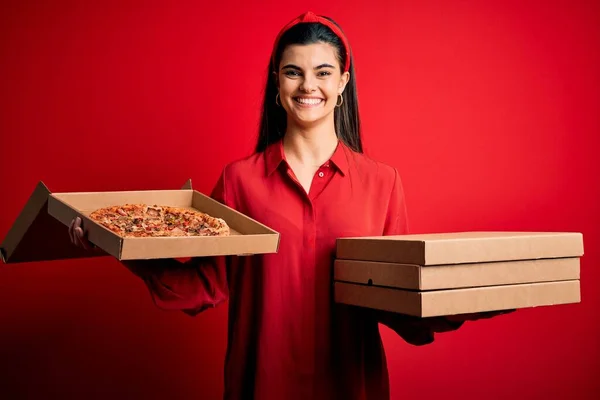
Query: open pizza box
1 180 280 264
334 232 583 317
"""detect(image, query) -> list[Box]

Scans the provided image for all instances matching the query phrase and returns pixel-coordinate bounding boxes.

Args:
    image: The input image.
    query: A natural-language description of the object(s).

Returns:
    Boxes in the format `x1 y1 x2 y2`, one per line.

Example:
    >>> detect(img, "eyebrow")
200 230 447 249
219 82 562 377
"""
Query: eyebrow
281 63 336 71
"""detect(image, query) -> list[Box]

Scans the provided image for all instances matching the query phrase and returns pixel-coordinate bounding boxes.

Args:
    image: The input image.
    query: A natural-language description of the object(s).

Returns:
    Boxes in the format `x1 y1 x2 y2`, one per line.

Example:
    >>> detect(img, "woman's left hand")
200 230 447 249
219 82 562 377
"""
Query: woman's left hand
445 309 516 323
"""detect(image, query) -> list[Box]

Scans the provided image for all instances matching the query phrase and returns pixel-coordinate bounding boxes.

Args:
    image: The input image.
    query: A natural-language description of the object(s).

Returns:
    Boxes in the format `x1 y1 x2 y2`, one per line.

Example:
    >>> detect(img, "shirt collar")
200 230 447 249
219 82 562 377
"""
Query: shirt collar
265 139 350 177
329 140 349 176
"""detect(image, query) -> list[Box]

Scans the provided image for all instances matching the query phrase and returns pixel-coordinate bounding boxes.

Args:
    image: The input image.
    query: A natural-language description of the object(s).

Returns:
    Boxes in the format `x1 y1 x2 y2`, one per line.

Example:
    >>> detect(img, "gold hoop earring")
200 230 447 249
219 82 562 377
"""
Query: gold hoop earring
336 94 344 107
275 93 281 107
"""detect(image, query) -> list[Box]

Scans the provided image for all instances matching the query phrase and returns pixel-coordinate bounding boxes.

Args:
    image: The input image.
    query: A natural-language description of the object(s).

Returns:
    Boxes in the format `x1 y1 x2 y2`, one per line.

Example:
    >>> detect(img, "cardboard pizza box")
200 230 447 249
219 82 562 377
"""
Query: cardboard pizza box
333 232 583 317
334 257 580 290
334 280 581 317
1 180 280 263
336 232 584 265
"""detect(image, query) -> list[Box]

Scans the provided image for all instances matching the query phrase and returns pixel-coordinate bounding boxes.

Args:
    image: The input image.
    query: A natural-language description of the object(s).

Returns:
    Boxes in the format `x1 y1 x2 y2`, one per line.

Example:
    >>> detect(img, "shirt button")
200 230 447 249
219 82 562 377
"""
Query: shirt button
318 172 324 178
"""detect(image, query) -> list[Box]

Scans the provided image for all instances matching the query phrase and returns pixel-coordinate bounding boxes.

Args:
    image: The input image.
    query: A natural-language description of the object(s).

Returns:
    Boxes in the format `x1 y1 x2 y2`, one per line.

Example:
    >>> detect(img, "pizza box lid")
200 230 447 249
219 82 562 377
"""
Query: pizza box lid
1 181 109 264
45 181 280 260
336 232 584 265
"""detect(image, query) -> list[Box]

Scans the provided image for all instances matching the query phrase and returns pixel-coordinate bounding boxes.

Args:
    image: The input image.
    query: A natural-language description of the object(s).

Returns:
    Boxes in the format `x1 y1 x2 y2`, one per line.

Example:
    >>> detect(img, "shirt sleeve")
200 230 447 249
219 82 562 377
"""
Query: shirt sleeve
382 168 409 236
121 169 230 316
376 168 463 344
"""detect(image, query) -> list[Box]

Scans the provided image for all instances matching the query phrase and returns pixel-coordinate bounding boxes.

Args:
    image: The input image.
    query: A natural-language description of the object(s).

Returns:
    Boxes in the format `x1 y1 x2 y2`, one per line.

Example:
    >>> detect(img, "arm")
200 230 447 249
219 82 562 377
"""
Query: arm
375 310 463 346
122 256 229 316
121 169 230 316
374 168 464 345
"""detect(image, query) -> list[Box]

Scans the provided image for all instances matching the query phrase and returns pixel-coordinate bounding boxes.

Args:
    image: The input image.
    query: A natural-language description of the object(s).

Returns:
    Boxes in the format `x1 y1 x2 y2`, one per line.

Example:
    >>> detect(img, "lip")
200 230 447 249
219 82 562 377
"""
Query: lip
292 96 325 108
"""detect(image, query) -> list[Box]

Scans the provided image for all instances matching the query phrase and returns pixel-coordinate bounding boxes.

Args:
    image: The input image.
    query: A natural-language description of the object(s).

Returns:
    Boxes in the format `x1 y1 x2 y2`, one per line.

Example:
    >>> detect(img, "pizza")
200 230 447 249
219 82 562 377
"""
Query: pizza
89 204 230 238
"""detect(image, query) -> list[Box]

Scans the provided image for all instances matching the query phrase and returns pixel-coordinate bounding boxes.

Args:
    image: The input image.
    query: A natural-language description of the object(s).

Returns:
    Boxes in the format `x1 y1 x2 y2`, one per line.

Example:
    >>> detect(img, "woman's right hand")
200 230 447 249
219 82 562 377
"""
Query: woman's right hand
68 217 94 250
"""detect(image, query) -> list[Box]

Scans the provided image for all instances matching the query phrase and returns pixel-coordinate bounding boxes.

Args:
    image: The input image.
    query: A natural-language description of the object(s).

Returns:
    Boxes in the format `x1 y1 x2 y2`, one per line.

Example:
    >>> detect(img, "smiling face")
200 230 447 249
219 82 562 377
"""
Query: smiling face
276 42 350 128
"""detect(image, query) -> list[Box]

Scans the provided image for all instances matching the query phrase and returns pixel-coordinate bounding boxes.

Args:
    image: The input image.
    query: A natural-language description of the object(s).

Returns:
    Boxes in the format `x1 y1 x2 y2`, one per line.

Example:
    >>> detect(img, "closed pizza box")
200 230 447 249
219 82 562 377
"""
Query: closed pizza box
334 257 581 290
334 280 581 317
1 180 280 263
336 232 584 265
334 232 583 317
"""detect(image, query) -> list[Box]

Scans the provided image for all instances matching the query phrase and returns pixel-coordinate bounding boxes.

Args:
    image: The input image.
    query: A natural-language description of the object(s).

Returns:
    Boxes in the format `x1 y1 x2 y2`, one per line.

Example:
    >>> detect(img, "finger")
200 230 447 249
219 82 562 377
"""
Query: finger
74 226 89 249
68 220 75 244
73 226 83 247
76 225 94 251
72 217 82 245
75 226 87 245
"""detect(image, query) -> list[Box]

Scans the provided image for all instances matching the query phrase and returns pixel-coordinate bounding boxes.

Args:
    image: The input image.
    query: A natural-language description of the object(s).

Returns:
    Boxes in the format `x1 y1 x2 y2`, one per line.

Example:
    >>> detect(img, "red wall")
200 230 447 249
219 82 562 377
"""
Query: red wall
1 1 598 399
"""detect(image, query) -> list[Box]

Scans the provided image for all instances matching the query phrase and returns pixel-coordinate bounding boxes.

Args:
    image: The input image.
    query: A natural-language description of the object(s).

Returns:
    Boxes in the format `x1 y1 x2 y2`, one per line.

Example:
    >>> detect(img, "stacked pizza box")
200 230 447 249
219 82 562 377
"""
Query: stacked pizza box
334 232 583 317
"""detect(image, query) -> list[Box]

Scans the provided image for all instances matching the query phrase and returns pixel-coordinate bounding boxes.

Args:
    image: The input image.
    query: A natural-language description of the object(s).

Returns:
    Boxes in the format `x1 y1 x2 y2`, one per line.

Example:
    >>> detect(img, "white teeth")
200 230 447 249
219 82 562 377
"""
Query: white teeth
296 98 322 105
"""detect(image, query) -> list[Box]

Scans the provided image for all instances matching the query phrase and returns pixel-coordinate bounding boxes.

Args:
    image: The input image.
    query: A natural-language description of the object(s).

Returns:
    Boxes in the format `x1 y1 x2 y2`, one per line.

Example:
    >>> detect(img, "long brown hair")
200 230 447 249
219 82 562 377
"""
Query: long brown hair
255 17 363 153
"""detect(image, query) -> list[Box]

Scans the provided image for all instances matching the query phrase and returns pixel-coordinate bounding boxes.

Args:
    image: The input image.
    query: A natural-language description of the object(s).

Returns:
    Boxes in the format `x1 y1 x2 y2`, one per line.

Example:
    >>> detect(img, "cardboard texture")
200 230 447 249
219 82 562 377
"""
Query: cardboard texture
2 180 280 264
334 257 580 290
336 232 584 265
47 188 280 260
334 231 583 316
334 280 581 317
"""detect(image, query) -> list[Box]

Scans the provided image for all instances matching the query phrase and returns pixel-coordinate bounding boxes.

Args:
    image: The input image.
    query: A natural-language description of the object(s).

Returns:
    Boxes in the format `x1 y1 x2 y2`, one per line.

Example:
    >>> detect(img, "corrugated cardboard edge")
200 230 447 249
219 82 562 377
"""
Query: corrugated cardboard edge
336 237 426 264
334 281 422 316
336 232 584 265
424 232 584 265
335 280 580 317
420 280 580 317
334 257 581 290
334 259 421 288
0 181 51 263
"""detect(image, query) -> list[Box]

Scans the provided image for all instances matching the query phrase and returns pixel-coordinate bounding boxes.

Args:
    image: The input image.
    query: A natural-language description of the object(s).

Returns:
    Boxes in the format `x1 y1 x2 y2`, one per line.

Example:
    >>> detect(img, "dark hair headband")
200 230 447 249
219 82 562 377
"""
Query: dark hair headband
272 11 351 73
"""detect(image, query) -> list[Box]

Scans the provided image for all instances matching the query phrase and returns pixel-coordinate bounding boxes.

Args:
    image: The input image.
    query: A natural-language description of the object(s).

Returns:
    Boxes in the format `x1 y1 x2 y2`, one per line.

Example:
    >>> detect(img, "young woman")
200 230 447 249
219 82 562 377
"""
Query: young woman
70 11 508 400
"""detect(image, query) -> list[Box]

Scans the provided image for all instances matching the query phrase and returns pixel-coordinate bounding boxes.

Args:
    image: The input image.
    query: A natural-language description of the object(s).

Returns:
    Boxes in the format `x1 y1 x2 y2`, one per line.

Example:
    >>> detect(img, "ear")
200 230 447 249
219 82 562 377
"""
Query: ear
272 71 279 90
338 71 350 94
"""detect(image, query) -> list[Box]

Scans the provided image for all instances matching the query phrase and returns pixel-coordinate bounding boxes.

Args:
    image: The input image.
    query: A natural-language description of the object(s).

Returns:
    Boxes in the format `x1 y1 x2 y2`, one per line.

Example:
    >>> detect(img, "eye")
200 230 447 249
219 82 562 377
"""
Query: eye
283 70 301 77
317 71 332 77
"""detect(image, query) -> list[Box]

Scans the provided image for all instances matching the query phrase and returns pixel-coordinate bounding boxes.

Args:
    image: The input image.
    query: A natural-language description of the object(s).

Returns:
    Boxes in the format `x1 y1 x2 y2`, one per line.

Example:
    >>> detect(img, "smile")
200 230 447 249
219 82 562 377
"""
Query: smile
293 97 324 107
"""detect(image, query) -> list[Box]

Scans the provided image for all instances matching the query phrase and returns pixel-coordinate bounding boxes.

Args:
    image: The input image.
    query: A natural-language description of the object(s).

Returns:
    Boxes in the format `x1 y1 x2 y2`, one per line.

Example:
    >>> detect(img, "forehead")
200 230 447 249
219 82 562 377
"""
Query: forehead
280 43 340 67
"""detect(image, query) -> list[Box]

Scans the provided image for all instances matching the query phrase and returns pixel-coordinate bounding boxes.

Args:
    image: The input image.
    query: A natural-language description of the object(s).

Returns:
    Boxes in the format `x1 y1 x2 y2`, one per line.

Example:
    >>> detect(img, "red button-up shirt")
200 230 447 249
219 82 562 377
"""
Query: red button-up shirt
126 140 460 400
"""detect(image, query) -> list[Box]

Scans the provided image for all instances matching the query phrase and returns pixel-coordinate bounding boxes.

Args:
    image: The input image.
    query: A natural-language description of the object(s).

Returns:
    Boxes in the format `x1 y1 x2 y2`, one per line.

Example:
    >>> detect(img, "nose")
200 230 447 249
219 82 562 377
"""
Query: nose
300 74 317 93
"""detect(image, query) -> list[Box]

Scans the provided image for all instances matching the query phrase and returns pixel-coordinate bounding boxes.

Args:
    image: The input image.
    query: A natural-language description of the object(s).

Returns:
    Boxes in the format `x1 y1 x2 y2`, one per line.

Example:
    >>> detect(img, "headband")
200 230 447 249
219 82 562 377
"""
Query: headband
272 11 351 73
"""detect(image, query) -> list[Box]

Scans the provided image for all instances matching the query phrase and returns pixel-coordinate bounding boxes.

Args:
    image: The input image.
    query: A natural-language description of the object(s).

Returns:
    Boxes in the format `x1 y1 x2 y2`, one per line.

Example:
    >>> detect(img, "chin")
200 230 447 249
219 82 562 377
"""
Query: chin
288 107 334 125
291 113 330 126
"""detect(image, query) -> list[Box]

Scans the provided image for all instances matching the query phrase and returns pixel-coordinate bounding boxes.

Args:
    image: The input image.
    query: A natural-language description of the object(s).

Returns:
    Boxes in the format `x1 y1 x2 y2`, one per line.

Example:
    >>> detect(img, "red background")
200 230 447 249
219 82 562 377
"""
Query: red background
1 1 599 399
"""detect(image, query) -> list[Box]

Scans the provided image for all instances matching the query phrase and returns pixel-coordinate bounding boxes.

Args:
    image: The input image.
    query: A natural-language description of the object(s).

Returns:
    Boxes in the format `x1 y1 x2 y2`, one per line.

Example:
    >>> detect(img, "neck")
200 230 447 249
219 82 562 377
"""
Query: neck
283 117 338 166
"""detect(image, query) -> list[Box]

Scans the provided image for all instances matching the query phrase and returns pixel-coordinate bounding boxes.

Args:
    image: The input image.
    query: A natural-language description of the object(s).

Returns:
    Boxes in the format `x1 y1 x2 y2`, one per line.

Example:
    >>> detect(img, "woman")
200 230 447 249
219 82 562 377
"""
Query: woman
70 11 507 400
